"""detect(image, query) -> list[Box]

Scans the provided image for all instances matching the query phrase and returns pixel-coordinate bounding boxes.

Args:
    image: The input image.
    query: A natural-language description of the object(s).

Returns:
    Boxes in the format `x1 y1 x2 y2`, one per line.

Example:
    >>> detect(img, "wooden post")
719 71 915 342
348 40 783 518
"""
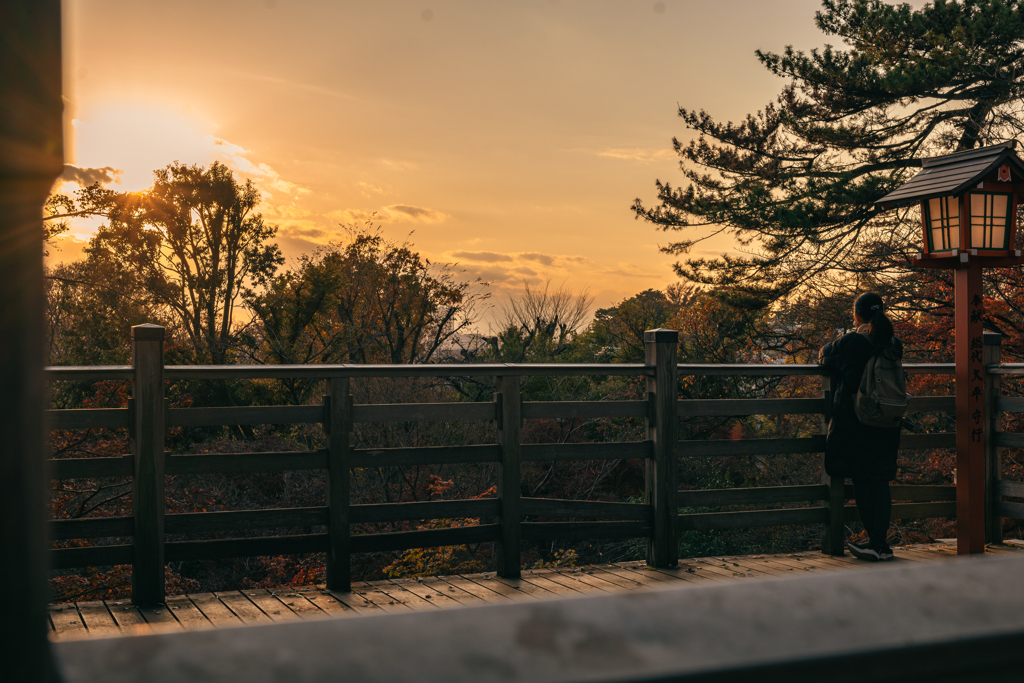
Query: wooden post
495 375 522 578
955 266 986 554
326 377 352 591
820 375 845 555
984 332 1003 545
131 324 166 605
645 328 678 568
0 0 63 677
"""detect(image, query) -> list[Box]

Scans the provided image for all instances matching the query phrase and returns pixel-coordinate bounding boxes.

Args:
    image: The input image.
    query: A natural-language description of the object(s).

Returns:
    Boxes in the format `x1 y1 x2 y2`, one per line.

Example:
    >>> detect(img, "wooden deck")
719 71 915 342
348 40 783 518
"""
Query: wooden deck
48 541 1024 640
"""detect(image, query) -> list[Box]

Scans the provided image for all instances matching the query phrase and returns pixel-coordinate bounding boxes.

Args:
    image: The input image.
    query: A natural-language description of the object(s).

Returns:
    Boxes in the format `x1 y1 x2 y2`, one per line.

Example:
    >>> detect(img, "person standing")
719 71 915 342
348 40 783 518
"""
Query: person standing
819 292 903 561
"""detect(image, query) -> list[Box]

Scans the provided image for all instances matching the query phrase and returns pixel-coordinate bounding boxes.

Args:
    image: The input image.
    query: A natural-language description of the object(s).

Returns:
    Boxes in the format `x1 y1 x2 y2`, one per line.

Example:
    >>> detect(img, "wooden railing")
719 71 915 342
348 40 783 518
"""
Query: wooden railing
47 325 1020 606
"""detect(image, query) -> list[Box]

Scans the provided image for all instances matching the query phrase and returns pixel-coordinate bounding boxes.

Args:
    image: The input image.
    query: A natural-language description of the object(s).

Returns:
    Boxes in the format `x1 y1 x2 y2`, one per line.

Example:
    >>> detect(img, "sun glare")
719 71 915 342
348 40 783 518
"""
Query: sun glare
71 104 225 192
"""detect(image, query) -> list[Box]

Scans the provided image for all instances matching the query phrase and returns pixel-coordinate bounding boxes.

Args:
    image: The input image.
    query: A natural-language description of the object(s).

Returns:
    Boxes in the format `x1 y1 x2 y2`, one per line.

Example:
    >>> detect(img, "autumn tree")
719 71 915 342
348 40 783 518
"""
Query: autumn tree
245 225 484 404
45 258 167 367
583 288 676 363
633 0 1024 309
43 181 116 253
87 161 282 364
482 281 594 364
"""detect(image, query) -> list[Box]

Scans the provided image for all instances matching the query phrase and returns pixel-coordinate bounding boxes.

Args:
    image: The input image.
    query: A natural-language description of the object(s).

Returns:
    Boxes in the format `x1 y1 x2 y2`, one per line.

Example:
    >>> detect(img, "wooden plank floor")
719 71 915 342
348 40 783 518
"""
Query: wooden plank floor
47 541 1021 640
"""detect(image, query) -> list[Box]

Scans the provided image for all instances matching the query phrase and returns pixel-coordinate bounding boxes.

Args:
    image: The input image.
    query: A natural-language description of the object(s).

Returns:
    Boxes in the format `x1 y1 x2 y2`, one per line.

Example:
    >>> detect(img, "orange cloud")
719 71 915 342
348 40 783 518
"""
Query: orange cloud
597 147 676 163
59 164 122 187
332 204 450 224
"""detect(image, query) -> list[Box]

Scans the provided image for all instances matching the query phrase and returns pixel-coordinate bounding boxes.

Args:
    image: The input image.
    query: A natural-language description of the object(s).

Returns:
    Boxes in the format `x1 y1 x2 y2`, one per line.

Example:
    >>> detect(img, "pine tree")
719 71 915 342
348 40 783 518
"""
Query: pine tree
634 0 1024 308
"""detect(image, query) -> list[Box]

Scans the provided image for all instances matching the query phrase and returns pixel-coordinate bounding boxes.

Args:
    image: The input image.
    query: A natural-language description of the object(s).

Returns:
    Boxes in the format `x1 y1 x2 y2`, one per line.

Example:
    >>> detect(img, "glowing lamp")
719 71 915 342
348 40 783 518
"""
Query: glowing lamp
877 142 1024 266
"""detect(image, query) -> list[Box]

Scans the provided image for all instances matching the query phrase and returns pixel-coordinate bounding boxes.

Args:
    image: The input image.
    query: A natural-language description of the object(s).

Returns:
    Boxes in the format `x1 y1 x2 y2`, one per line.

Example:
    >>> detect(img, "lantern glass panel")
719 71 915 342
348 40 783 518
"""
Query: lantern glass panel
926 196 959 252
969 192 1011 250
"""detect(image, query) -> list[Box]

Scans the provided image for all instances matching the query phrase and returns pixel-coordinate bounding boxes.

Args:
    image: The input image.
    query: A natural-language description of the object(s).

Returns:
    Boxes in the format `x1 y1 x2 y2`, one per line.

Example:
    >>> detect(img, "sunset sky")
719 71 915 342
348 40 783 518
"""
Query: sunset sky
57 0 873 329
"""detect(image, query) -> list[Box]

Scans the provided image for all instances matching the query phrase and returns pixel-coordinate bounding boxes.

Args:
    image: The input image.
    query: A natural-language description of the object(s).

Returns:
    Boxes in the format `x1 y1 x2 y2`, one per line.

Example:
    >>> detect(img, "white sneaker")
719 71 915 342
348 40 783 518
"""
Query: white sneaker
847 541 880 562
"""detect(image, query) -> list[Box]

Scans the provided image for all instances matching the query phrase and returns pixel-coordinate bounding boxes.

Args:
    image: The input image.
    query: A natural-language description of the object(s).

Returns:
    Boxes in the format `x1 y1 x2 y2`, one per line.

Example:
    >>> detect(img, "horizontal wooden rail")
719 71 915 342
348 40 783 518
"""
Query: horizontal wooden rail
678 364 827 377
679 484 956 509
677 433 954 459
166 451 329 475
997 501 1024 519
165 508 328 534
676 363 954 377
678 437 826 458
168 406 322 427
677 398 823 417
146 526 503 567
997 480 1024 498
522 400 648 419
520 441 651 462
51 544 134 569
169 403 499 427
169 446 502 474
900 433 957 449
907 396 956 412
521 498 652 521
46 408 129 430
43 361 960 382
679 500 957 533
352 402 495 423
848 484 957 502
998 397 1024 413
350 444 502 467
51 456 133 479
903 363 956 375
987 363 1024 375
994 432 1024 448
521 521 652 541
44 366 134 381
679 485 827 507
165 534 329 562
161 363 652 380
849 501 956 522
675 396 953 418
679 507 827 531
350 499 499 523
51 516 133 540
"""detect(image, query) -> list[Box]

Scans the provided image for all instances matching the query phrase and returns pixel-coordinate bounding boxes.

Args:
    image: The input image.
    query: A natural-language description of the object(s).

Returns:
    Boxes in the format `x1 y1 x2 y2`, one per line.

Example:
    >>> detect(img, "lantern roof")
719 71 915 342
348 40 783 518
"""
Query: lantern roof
876 141 1024 206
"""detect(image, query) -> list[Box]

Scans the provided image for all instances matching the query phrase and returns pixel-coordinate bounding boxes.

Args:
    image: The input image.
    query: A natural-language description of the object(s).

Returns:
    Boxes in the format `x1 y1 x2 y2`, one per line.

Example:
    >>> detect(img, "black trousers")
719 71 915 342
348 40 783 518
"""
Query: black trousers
851 477 891 548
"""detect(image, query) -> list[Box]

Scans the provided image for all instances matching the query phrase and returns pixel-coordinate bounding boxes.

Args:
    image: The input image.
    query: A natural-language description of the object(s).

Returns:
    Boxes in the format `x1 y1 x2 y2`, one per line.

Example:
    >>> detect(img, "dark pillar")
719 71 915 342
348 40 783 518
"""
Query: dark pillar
955 266 986 554
131 324 166 605
0 1 64 680
645 328 679 567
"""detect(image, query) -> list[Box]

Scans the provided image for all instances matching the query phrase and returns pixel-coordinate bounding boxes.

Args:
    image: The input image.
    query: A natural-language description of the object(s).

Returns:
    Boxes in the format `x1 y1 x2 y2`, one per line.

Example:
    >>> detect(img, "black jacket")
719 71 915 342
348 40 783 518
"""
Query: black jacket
818 328 903 480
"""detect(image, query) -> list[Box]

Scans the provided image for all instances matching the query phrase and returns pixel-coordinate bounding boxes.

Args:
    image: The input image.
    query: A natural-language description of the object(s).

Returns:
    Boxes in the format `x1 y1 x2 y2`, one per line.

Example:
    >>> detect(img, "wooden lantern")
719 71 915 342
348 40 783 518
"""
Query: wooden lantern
878 142 1024 267
875 142 1024 557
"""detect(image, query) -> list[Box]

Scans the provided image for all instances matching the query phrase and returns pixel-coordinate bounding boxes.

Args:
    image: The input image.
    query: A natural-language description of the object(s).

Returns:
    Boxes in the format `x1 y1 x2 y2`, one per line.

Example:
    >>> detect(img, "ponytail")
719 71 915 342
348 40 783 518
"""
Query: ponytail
855 292 894 347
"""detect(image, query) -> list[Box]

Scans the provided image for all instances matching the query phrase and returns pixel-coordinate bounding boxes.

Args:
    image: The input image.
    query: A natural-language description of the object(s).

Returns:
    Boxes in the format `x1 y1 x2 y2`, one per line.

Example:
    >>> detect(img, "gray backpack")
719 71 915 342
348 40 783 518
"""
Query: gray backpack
854 333 908 429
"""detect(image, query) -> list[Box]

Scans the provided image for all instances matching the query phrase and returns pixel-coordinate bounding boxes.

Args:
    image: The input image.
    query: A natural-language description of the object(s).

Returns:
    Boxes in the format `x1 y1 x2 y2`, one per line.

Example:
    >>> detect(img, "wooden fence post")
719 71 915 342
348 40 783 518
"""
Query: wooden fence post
819 375 845 555
645 329 678 568
496 375 522 578
326 377 352 591
131 324 166 606
984 332 1003 545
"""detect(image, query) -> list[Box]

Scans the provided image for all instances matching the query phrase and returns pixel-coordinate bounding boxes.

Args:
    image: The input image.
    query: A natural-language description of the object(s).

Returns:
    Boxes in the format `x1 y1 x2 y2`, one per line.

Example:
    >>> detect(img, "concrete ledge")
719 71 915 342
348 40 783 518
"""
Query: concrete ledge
56 555 1024 683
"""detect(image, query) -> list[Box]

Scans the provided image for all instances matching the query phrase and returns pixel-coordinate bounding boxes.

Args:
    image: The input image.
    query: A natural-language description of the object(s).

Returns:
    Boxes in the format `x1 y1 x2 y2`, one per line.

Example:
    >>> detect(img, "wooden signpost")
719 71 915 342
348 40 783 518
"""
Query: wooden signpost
877 142 1024 554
